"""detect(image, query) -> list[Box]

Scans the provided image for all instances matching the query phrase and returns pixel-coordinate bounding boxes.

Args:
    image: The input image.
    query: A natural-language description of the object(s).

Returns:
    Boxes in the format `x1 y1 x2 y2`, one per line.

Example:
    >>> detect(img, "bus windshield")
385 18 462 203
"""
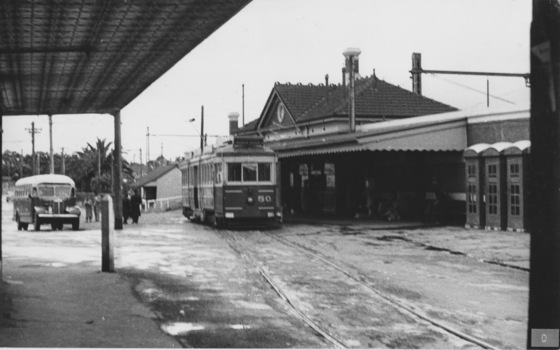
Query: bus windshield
37 184 73 199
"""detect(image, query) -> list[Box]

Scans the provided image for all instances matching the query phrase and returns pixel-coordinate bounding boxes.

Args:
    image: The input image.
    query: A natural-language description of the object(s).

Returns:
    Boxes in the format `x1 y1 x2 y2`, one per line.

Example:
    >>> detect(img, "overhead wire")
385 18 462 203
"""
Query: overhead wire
427 73 516 105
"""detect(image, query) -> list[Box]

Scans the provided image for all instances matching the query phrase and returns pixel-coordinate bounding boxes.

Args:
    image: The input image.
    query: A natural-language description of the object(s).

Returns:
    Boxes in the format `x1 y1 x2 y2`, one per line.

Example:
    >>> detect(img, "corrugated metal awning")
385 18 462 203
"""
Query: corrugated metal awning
358 118 467 152
272 112 468 158
0 1 251 116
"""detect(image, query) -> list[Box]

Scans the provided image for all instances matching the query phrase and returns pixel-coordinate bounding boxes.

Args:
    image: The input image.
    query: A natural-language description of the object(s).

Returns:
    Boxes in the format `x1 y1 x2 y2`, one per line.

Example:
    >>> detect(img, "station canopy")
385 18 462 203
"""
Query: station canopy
0 0 251 116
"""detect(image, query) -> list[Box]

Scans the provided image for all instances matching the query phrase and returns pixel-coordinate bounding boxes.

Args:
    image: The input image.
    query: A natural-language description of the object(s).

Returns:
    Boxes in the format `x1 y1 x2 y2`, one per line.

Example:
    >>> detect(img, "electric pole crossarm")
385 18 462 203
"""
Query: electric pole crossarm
411 68 529 78
150 134 223 138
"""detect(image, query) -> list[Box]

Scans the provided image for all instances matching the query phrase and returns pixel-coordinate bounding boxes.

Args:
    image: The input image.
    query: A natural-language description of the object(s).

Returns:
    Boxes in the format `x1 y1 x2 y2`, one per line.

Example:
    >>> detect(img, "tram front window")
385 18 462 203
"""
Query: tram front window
242 164 257 181
258 163 271 181
228 162 272 183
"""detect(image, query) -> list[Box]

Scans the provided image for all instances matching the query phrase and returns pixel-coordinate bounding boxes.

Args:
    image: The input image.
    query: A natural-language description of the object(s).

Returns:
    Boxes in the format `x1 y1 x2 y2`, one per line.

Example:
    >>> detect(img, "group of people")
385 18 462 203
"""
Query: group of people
83 189 142 224
83 192 101 223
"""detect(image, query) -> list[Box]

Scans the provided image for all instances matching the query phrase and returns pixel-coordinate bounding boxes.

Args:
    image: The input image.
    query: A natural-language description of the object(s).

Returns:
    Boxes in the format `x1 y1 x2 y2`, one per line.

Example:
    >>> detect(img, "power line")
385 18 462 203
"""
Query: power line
428 73 516 105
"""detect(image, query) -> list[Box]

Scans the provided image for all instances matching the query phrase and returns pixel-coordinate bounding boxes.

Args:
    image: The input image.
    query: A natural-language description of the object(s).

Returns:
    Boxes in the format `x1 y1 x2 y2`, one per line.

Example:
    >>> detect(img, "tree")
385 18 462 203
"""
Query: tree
1 150 28 180
3 137 135 193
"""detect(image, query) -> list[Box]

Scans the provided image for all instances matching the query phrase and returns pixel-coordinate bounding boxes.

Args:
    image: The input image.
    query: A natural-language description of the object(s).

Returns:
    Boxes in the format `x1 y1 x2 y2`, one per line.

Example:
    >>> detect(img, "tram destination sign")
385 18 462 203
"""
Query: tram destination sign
233 136 265 148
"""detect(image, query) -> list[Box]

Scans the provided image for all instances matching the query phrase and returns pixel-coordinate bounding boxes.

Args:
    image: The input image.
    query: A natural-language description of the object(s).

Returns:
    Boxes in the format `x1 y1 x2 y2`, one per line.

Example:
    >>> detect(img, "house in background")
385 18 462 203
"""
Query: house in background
129 163 181 211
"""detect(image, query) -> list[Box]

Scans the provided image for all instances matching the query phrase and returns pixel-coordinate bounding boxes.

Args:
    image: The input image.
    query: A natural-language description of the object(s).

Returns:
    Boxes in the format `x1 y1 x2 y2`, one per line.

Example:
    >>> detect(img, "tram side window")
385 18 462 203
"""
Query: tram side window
215 164 222 183
258 163 271 181
228 163 242 182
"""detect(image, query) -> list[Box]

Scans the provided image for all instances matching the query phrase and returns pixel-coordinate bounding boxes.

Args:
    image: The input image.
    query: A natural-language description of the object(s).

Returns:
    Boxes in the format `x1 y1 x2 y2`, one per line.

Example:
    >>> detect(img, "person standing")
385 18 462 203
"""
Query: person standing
84 195 93 223
122 192 131 225
130 189 142 224
365 178 376 218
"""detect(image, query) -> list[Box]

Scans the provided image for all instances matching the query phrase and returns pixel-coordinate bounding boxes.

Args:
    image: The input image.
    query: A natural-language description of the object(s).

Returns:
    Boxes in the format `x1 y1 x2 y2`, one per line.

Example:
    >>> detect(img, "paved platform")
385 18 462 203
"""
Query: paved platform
0 263 180 348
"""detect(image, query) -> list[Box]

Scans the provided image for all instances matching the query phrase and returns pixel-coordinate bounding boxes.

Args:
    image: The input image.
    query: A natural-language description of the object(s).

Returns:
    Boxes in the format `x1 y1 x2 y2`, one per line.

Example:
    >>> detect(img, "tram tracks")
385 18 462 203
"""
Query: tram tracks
217 229 501 349
266 233 501 350
217 230 348 348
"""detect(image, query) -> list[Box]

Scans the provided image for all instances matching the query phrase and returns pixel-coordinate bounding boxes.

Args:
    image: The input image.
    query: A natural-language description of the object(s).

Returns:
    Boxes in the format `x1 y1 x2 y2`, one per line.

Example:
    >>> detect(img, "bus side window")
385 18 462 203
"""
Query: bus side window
71 188 75 197
31 188 38 198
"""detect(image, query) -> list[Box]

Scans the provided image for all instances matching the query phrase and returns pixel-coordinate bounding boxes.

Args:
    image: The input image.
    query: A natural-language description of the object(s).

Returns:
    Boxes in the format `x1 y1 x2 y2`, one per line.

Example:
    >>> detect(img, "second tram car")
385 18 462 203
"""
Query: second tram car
180 136 282 227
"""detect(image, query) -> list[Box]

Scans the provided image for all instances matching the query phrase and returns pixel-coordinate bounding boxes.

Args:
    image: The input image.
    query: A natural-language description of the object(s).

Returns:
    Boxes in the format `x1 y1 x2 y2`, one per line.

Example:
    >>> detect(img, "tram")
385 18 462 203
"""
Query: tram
180 136 282 228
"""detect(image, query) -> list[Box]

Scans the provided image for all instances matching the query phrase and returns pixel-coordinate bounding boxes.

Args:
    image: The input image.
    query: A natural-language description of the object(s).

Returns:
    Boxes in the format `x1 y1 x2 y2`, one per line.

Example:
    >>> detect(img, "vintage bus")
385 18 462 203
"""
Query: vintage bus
180 136 282 228
12 174 81 231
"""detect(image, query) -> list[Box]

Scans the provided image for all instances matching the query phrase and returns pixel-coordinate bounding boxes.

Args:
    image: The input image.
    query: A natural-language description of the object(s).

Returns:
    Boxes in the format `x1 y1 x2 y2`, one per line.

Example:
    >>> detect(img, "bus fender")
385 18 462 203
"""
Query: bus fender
67 206 81 215
34 206 47 214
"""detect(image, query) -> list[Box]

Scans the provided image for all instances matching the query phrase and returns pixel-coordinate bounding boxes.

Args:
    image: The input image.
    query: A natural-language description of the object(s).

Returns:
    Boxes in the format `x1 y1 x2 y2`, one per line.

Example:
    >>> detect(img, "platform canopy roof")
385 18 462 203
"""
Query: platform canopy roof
0 0 251 116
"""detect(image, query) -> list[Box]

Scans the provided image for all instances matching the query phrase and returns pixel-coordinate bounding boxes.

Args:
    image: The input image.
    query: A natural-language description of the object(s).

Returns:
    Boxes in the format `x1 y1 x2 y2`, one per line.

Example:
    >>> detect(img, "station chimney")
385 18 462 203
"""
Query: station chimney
228 112 239 135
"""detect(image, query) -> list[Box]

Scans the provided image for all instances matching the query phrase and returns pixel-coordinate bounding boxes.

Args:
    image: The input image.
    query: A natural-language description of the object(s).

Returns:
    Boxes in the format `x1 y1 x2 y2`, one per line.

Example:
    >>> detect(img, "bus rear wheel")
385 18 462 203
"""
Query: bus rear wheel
72 219 80 231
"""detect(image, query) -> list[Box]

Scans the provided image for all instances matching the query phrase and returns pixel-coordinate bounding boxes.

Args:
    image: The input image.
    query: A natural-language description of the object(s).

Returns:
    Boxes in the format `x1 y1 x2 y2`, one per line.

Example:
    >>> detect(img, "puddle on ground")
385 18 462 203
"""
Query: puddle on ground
230 324 252 330
376 235 408 242
424 246 466 256
161 322 206 335
50 262 67 267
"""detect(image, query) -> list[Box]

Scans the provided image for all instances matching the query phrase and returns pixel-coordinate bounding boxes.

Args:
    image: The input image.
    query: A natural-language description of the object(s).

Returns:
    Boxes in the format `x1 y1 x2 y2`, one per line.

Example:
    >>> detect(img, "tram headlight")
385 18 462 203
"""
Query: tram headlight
247 196 254 205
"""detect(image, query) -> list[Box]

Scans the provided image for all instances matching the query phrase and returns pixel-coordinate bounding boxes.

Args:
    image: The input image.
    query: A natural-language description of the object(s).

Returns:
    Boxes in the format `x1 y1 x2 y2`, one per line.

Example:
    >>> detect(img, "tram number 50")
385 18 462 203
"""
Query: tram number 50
258 195 272 203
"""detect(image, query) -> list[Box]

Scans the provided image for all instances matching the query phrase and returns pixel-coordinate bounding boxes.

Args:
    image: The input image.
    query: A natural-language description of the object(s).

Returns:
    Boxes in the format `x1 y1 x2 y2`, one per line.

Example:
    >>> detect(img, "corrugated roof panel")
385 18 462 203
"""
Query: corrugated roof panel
0 0 251 116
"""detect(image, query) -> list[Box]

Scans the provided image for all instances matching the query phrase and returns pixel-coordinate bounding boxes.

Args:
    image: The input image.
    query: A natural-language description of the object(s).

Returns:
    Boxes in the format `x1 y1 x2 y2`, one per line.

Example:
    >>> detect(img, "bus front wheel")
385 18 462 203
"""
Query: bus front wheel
34 216 41 231
16 214 22 231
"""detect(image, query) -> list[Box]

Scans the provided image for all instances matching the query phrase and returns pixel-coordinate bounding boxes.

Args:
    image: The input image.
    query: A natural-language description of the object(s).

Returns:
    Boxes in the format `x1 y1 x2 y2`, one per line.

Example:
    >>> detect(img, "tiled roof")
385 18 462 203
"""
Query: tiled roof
236 118 259 134
276 75 457 122
130 164 178 188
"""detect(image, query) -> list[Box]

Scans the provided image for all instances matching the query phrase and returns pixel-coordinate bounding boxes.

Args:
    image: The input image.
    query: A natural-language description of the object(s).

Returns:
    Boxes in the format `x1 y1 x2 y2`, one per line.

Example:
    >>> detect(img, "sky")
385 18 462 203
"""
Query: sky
2 0 532 162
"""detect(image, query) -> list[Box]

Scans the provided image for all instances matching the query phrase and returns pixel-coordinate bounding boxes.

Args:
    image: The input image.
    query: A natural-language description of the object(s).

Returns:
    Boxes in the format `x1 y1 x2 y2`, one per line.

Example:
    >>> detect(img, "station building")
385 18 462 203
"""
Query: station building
234 52 530 226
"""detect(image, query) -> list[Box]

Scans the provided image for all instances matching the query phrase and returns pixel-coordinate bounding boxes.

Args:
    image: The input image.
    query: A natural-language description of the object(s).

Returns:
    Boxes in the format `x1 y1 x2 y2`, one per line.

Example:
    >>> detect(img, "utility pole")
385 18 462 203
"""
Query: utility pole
49 115 54 174
36 154 40 175
113 110 123 230
343 48 361 132
527 1 560 348
25 122 41 175
19 149 23 178
200 105 204 151
139 148 143 178
242 84 245 126
146 127 150 167
61 148 65 175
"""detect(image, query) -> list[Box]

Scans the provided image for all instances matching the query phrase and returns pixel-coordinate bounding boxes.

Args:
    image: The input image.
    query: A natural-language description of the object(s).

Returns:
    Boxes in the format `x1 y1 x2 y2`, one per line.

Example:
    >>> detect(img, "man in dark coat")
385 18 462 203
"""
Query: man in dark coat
122 192 131 224
130 189 142 224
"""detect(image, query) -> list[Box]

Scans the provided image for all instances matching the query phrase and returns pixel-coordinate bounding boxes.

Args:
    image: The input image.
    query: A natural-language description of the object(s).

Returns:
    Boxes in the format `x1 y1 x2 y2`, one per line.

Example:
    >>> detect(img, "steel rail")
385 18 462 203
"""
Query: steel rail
216 230 349 349
268 233 503 350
